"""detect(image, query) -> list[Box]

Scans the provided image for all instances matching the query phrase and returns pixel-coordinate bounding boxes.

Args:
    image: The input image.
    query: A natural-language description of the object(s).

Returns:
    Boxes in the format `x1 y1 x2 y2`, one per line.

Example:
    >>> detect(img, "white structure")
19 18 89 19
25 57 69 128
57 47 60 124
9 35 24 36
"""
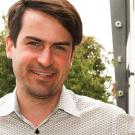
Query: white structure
110 0 135 113
127 0 135 115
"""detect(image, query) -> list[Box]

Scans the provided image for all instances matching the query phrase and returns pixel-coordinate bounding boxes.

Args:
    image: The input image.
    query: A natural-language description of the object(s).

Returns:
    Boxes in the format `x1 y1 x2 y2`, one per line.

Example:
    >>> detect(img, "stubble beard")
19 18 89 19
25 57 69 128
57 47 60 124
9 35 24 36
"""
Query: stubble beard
16 63 70 100
24 72 69 100
24 81 61 100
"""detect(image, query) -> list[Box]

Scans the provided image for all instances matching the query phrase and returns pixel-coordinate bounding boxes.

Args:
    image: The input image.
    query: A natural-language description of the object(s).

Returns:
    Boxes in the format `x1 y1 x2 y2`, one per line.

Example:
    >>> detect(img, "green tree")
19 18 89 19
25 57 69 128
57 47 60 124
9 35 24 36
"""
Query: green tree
0 16 15 97
65 37 112 102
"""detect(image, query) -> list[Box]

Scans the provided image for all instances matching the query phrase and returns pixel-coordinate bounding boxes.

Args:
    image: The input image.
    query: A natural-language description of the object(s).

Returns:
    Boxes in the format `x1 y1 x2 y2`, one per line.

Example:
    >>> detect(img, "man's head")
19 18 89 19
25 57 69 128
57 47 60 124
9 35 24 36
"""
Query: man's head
6 0 82 99
8 0 82 47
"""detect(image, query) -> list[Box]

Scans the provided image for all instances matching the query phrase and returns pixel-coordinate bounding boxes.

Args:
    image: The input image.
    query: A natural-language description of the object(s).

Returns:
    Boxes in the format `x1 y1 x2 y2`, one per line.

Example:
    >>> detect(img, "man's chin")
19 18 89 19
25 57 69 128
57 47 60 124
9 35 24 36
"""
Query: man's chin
25 85 59 99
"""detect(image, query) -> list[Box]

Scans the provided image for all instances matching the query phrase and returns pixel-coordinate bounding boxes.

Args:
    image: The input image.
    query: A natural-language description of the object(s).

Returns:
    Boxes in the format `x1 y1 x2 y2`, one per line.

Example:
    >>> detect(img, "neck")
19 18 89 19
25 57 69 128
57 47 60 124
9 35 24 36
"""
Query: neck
16 87 61 127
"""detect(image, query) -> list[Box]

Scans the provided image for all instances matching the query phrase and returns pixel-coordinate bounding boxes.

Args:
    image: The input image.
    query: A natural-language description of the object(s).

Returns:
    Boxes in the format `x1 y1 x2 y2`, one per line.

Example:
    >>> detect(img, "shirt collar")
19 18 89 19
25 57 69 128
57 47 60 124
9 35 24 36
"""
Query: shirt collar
0 86 81 117
57 86 80 117
0 89 19 116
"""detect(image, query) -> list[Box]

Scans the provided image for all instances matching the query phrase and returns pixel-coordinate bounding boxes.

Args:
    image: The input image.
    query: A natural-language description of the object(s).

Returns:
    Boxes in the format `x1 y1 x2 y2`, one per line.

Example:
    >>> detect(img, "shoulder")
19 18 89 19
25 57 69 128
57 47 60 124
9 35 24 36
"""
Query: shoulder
0 93 14 112
65 89 135 134
66 89 126 116
0 92 13 108
0 91 16 116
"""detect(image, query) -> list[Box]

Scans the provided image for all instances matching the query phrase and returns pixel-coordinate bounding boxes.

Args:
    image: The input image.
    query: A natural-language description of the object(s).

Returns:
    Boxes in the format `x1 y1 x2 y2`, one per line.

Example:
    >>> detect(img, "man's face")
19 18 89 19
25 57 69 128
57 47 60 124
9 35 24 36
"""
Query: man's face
6 9 74 99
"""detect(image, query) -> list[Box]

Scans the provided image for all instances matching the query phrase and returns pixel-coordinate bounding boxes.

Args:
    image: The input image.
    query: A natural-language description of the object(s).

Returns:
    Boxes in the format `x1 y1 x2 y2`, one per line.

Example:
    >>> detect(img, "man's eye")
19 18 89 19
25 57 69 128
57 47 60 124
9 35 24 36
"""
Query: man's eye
54 45 66 51
27 41 40 47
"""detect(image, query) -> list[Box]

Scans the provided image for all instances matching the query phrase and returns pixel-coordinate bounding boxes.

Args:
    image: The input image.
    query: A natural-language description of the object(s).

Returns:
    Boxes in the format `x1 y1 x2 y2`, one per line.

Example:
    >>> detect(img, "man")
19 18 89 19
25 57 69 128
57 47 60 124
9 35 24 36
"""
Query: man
0 0 135 134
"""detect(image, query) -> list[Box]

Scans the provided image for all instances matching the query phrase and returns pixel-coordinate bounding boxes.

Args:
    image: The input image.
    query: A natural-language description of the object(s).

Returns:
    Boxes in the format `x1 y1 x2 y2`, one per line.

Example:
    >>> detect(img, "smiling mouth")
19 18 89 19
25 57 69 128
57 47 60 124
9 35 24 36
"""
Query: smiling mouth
31 70 56 77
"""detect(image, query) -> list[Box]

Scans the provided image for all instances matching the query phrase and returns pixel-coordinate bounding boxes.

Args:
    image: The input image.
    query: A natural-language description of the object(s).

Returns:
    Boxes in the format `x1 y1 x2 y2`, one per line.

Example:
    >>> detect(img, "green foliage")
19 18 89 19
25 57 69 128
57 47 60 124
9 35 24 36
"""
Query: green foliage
65 37 112 102
0 16 15 97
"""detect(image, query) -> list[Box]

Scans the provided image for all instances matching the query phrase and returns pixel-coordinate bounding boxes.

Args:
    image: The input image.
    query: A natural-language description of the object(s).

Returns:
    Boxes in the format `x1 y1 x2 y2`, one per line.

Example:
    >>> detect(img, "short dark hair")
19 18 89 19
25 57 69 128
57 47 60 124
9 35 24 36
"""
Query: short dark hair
7 0 82 47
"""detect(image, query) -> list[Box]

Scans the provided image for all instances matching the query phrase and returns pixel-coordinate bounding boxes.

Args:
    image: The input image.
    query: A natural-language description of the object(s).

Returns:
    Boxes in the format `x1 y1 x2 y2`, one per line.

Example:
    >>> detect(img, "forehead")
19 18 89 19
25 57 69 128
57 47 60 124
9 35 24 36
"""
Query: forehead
18 9 73 43
22 9 61 28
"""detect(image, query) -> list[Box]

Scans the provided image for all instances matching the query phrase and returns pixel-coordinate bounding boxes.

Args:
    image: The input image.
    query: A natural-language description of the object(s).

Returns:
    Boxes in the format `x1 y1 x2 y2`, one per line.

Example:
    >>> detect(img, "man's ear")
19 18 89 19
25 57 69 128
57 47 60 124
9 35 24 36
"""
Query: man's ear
5 37 14 59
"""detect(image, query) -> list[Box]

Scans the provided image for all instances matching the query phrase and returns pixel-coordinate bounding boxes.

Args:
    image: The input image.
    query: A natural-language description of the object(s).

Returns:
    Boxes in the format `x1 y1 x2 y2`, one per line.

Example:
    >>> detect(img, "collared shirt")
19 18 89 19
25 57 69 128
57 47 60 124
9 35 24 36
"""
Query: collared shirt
0 86 135 135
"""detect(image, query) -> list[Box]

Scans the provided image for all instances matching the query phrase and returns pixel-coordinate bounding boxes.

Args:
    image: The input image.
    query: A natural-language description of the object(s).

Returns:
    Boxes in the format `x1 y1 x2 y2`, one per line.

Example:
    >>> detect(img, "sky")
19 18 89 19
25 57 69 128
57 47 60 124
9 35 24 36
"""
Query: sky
69 0 113 52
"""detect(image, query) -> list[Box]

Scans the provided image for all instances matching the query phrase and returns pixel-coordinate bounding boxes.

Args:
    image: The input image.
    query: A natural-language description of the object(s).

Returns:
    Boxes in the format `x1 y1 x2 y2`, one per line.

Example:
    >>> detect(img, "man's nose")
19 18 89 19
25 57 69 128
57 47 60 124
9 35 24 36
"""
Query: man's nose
37 48 53 67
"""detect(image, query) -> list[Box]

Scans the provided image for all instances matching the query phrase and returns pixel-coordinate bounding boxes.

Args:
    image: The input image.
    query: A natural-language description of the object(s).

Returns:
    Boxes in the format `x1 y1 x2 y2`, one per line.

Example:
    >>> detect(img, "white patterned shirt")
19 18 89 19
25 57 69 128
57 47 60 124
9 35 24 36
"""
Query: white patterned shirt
0 86 135 135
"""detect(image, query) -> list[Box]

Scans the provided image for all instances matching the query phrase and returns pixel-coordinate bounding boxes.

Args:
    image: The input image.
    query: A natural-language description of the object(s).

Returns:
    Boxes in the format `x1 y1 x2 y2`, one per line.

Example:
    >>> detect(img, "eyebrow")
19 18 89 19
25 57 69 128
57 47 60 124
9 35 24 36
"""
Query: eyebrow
24 36 72 46
53 41 71 46
25 36 44 43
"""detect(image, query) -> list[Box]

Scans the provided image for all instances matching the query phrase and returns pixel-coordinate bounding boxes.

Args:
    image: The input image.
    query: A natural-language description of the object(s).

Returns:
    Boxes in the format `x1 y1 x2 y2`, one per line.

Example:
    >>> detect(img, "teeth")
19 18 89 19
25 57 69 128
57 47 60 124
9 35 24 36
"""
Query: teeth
33 71 52 76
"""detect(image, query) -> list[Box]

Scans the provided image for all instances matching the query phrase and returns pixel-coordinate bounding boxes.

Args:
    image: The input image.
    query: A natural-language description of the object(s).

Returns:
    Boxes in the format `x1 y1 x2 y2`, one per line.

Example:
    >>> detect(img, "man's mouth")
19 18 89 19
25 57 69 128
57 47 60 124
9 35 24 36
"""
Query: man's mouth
30 69 56 77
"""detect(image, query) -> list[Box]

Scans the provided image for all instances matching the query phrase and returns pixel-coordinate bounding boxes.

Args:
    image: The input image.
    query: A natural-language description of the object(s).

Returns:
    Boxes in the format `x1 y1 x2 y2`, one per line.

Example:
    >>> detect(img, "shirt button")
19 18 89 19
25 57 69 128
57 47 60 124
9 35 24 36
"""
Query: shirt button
34 128 40 134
